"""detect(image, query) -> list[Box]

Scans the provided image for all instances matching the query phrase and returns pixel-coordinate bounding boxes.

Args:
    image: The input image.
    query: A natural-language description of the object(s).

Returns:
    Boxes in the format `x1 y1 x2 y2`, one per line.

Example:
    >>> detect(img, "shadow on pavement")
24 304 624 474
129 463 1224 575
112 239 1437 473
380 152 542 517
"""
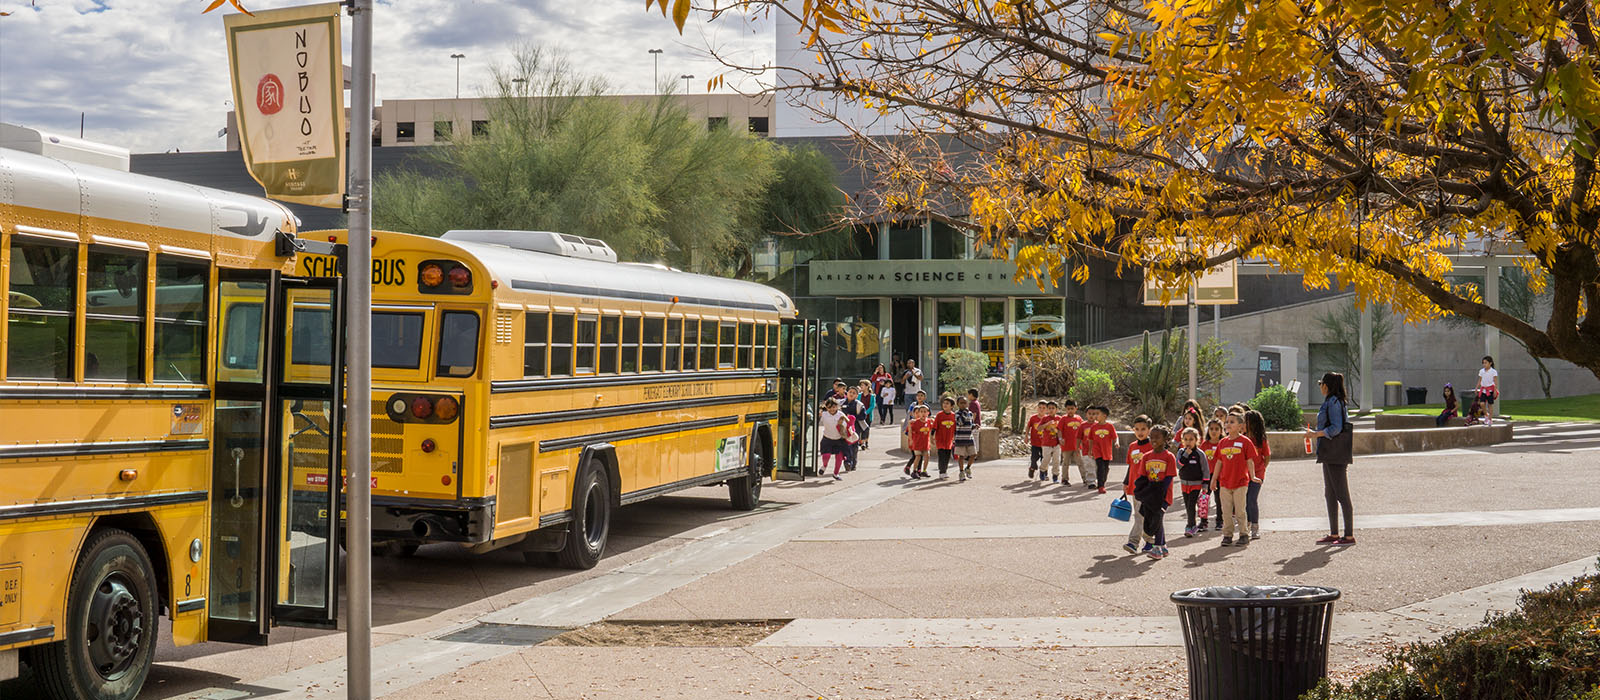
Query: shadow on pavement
1080 553 1156 583
1274 546 1347 576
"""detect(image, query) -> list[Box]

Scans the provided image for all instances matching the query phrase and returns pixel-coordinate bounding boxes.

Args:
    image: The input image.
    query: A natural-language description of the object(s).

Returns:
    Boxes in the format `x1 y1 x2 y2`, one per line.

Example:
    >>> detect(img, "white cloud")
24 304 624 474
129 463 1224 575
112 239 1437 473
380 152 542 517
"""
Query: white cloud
0 0 776 153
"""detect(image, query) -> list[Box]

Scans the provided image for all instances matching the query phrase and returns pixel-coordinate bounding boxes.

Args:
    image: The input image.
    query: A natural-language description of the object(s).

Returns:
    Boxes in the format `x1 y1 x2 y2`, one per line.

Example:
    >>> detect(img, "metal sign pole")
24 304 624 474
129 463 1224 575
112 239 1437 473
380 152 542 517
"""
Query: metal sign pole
1188 282 1198 401
345 0 374 697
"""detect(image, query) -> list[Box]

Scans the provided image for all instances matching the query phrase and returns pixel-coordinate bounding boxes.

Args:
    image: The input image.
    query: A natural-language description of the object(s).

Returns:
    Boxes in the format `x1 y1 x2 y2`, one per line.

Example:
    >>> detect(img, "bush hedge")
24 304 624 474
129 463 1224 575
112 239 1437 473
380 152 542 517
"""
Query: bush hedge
1304 561 1600 700
1249 385 1304 431
1071 369 1115 409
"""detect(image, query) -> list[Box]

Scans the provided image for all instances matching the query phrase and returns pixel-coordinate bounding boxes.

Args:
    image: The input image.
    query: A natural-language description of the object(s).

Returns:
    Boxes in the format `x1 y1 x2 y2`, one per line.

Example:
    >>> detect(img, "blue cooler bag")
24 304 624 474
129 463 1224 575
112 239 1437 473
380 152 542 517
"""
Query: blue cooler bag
1108 496 1132 522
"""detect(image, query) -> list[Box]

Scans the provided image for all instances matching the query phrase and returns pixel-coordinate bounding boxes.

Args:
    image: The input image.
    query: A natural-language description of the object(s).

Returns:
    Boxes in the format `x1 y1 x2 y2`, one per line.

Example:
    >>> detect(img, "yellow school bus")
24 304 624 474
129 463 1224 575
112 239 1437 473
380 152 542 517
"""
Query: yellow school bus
294 228 811 568
1 126 353 699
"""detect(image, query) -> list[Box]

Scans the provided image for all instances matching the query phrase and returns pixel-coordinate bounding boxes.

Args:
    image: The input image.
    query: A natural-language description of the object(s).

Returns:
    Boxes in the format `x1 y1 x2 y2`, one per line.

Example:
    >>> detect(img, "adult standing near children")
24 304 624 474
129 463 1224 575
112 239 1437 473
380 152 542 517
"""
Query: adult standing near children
1476 356 1500 418
1307 372 1356 546
902 360 924 412
871 364 893 395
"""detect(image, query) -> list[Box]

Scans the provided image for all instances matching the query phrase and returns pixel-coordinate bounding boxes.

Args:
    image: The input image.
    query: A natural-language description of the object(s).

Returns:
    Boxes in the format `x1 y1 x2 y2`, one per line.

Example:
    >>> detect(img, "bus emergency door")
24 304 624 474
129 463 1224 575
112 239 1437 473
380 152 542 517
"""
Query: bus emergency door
774 318 820 481
206 271 344 643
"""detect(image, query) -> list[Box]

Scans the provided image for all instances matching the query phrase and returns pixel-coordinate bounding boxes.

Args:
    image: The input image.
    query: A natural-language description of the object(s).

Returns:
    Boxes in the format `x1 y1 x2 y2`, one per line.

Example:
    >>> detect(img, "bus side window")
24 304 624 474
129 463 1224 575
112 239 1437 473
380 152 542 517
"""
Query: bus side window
737 322 753 369
549 314 574 376
221 303 264 372
598 315 619 374
767 322 779 368
717 321 736 369
641 317 663 372
663 318 681 372
698 320 717 371
574 315 597 375
681 318 699 371
5 237 76 381
753 324 766 369
85 247 147 382
437 311 481 377
154 256 208 383
622 316 641 373
524 312 548 377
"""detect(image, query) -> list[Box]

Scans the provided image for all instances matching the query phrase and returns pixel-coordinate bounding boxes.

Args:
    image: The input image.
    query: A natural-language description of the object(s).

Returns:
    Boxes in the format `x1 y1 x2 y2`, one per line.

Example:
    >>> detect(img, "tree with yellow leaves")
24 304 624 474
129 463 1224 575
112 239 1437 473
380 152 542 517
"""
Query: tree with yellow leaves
657 0 1600 379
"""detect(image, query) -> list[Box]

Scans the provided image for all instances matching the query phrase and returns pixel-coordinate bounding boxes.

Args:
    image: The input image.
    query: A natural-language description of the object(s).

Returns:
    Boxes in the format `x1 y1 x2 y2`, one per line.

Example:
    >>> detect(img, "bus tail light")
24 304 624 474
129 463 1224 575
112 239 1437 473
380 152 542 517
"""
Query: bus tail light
448 266 471 289
442 475 452 486
420 438 436 453
410 396 434 419
434 396 459 421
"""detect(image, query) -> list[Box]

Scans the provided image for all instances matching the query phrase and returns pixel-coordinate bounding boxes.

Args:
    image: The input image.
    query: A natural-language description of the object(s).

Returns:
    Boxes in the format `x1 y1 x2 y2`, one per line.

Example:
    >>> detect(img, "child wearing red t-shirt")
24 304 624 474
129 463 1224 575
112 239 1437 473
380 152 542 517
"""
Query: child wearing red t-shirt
1133 426 1179 559
1082 406 1118 493
1120 415 1156 555
1057 400 1086 487
1244 410 1272 541
905 405 933 479
934 397 959 479
1202 418 1224 531
1212 413 1261 546
1038 401 1063 482
1025 401 1050 479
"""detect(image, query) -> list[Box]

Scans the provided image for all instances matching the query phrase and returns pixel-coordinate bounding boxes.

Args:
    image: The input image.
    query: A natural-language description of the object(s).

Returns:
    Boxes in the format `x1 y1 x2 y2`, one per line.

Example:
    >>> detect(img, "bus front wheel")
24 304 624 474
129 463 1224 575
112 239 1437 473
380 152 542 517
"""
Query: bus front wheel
556 466 611 570
29 529 158 700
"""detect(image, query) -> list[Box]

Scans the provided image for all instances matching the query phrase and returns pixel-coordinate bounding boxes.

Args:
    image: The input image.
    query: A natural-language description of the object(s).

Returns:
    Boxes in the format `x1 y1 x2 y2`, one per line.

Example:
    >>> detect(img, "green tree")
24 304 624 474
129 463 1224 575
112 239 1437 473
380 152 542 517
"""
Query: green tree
372 46 777 271
736 144 850 278
938 348 988 399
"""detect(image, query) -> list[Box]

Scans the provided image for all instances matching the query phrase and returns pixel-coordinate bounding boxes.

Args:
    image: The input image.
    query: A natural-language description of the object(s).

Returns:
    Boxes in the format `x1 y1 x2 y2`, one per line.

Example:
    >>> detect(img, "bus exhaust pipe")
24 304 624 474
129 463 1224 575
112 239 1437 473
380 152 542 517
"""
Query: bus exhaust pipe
411 518 437 539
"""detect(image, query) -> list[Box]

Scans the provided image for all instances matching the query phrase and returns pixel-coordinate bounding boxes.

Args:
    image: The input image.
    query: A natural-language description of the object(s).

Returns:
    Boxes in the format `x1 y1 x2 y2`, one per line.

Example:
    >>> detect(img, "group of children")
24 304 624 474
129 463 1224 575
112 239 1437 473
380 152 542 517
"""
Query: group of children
1022 399 1273 559
902 392 980 480
818 379 885 480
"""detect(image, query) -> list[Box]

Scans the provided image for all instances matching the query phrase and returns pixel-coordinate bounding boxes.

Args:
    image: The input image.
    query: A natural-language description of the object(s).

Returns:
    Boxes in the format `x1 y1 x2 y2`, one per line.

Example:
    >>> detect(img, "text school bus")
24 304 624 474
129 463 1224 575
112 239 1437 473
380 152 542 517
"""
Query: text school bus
290 228 810 568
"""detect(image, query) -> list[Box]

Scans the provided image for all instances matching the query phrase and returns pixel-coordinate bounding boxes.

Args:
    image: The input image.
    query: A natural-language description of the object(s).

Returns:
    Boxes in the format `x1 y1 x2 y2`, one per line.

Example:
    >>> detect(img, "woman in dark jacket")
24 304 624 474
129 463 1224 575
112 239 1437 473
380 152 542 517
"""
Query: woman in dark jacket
1306 372 1356 545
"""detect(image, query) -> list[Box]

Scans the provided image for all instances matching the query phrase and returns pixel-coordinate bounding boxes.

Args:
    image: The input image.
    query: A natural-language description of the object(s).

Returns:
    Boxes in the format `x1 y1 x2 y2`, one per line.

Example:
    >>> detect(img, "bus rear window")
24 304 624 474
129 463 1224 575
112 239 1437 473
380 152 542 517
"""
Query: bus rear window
437 311 480 377
373 312 424 369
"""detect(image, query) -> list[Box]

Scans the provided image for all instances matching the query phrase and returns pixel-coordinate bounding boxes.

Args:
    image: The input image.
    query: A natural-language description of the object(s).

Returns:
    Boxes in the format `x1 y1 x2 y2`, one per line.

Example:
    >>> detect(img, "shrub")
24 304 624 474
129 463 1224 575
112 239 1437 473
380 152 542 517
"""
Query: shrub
1012 345 1079 397
1306 561 1600 700
1071 369 1115 409
1249 385 1303 430
939 348 989 399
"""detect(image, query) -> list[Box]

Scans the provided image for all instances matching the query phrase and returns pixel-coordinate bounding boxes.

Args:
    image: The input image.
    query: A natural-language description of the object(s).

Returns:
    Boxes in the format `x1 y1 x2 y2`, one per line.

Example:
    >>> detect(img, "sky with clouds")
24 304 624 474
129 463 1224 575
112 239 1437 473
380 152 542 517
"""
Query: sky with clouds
0 0 775 153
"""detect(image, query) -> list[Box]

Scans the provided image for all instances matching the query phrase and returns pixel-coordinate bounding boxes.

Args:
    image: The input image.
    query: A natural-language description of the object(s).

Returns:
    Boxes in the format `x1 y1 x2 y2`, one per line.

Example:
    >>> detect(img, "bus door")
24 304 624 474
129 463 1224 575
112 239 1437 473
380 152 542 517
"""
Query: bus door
774 318 820 481
206 271 343 644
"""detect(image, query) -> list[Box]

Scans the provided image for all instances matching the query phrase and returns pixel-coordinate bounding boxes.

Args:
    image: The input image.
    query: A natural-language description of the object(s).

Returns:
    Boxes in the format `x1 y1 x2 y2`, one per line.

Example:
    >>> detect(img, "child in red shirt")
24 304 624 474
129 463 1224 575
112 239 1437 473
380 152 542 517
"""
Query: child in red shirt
1025 401 1050 479
1120 415 1156 555
1202 418 1225 531
1057 400 1086 486
934 397 959 479
905 405 933 479
1133 426 1179 559
1212 413 1261 546
1082 406 1118 493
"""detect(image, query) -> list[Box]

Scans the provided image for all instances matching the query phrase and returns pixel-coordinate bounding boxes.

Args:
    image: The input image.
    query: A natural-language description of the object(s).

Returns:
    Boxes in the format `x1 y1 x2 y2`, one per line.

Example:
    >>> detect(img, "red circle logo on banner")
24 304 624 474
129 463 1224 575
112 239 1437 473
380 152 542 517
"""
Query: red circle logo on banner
256 74 285 115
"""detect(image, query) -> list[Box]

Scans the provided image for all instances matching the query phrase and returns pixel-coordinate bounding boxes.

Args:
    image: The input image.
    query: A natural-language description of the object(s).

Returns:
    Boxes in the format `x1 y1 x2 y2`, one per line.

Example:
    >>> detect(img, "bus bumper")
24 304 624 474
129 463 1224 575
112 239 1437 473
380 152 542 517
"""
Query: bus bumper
365 496 496 544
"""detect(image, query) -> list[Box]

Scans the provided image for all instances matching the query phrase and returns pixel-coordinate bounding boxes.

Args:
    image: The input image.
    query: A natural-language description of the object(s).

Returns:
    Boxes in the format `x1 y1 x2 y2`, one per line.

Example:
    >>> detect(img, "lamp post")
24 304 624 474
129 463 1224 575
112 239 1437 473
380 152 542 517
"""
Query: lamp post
450 53 465 98
681 74 695 94
648 48 663 92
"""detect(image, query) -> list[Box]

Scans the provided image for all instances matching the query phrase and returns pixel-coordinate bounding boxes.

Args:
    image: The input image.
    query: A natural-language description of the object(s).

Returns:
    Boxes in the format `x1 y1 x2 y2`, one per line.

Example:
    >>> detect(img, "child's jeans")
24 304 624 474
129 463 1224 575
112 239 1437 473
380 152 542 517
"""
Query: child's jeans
1095 458 1111 487
937 448 953 475
1246 481 1262 524
1041 445 1061 478
1030 446 1043 474
880 404 893 423
1220 486 1248 538
1140 501 1166 545
1127 507 1145 546
1065 450 1089 484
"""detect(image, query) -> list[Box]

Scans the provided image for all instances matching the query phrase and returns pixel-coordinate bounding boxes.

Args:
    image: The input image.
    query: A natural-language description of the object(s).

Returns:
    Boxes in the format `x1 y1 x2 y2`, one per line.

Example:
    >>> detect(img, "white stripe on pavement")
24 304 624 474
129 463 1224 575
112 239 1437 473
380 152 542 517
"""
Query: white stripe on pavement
793 507 1600 542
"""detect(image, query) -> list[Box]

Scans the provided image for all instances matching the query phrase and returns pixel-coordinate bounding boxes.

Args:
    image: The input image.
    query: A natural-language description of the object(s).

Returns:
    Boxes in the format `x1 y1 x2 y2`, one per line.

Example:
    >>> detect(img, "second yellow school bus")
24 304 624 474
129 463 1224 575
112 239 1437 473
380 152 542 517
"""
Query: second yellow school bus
296 228 798 567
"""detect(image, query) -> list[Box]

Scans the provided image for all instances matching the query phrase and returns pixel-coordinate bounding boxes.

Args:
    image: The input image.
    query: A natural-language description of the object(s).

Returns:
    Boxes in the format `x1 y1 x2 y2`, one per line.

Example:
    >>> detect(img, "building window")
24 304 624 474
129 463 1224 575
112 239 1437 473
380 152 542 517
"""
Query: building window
471 120 490 137
707 116 728 131
434 120 453 140
888 220 924 260
748 116 769 135
931 220 967 259
396 121 415 142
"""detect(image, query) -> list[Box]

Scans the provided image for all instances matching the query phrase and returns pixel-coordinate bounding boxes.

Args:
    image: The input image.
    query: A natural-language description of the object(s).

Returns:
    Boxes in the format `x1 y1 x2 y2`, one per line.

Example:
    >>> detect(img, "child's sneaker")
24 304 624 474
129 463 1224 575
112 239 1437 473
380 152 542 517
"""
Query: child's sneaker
1147 547 1165 560
1028 466 1037 478
1051 475 1059 483
1122 541 1138 555
904 466 912 477
1140 542 1154 554
1220 537 1234 547
1097 487 1107 494
1184 527 1196 538
1250 524 1260 540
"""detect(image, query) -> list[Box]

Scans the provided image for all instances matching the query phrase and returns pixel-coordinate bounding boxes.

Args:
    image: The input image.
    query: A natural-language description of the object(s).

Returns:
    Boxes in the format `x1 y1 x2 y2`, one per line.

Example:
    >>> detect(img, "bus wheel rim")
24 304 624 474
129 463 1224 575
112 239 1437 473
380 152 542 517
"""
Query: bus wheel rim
86 574 143 680
583 486 605 549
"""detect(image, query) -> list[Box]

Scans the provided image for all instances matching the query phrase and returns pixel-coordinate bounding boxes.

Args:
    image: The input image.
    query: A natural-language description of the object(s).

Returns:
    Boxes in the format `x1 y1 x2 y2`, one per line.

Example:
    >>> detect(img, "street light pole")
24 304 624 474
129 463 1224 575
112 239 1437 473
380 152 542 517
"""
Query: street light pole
347 1 375 698
450 53 465 99
681 74 694 94
648 48 663 92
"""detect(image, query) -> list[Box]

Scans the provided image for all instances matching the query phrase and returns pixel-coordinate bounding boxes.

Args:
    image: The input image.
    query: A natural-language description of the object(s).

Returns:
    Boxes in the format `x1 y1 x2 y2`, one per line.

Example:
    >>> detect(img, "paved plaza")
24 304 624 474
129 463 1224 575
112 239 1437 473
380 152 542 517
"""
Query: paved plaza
6 421 1598 699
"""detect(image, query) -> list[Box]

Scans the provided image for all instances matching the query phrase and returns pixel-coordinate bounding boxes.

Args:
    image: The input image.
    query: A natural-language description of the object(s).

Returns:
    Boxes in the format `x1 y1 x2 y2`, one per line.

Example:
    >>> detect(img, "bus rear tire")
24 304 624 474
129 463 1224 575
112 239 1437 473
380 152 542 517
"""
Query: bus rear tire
29 529 158 700
556 466 611 570
729 440 766 511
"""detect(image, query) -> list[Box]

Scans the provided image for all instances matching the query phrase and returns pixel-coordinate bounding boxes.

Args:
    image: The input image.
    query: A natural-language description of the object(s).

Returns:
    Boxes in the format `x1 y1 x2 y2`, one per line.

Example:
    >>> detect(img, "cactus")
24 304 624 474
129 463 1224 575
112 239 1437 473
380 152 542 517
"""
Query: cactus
1126 326 1184 422
1009 366 1025 433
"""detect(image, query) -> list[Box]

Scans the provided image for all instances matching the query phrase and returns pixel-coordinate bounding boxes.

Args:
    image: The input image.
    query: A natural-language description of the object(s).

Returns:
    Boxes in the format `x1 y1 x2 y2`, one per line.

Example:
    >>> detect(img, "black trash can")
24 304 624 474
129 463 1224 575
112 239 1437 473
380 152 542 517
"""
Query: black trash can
1406 387 1428 405
1171 585 1340 700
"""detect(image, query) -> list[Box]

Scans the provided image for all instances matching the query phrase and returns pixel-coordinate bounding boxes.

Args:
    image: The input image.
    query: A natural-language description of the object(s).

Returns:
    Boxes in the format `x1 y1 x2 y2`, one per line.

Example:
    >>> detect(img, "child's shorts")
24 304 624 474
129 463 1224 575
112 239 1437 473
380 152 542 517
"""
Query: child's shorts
954 444 977 458
820 437 848 456
911 449 931 460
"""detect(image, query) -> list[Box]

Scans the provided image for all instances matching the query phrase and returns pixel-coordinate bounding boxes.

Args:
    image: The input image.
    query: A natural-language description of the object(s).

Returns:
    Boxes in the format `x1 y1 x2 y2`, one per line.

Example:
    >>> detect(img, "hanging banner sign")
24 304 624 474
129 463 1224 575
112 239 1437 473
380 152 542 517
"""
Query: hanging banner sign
1142 241 1240 305
225 3 345 208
